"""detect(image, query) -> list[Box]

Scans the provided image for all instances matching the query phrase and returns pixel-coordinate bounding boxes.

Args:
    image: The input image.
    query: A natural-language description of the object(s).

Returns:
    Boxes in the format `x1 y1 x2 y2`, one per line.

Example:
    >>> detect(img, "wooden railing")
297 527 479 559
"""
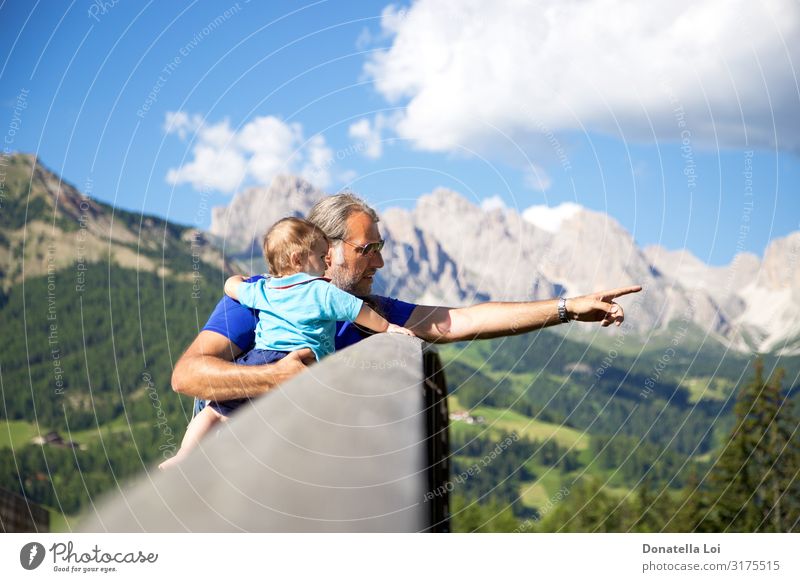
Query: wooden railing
0 486 50 532
80 335 450 532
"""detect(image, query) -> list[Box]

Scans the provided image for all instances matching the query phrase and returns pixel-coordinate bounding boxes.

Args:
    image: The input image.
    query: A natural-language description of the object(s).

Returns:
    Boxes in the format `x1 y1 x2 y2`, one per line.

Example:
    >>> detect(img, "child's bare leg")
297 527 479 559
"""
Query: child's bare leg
159 406 223 469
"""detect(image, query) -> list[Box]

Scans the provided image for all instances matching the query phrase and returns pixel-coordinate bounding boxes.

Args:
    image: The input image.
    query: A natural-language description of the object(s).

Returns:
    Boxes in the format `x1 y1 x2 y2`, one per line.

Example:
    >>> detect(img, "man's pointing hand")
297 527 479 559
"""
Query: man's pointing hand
566 285 643 327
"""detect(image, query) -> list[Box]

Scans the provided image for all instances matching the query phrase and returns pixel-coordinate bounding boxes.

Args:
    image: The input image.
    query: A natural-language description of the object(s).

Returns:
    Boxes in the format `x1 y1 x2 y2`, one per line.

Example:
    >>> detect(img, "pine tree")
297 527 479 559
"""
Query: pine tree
536 477 634 532
633 472 677 532
670 466 710 532
450 494 519 532
696 359 800 532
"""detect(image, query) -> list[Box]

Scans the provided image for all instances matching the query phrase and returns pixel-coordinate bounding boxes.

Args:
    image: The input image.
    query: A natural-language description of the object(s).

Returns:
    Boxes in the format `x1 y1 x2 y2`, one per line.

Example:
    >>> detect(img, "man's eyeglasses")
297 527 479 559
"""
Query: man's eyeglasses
336 238 385 256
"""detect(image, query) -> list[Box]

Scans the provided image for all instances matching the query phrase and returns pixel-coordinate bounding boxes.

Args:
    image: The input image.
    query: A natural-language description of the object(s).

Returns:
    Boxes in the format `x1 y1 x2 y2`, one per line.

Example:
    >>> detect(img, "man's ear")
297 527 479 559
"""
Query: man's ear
324 246 332 268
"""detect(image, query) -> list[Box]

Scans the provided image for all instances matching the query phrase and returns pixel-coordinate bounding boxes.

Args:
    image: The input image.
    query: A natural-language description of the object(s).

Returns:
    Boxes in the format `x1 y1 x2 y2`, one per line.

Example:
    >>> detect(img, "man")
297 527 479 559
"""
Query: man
172 193 642 403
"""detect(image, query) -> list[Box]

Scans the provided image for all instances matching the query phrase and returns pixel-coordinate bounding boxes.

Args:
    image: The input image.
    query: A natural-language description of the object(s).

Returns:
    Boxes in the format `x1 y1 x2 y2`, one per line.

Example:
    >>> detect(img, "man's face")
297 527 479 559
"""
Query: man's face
325 211 385 296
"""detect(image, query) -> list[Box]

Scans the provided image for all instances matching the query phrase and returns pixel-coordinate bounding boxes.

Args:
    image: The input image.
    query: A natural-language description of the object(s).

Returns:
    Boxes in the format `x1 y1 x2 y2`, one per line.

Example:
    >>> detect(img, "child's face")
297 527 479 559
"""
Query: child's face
301 238 330 276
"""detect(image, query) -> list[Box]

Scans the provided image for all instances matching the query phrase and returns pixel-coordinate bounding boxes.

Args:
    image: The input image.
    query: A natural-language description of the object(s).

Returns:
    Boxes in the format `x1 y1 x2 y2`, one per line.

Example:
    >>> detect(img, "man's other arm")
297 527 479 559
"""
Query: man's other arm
404 286 643 343
171 330 314 401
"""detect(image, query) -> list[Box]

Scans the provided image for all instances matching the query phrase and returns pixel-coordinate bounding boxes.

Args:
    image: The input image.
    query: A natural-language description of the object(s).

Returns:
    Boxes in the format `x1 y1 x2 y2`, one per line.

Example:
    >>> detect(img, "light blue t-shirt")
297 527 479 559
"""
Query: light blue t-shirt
236 273 364 361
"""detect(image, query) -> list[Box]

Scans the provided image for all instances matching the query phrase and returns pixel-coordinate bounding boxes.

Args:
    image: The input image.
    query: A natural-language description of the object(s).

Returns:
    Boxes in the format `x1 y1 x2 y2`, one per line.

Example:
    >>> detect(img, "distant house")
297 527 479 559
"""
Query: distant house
564 362 592 376
30 431 79 449
448 411 485 425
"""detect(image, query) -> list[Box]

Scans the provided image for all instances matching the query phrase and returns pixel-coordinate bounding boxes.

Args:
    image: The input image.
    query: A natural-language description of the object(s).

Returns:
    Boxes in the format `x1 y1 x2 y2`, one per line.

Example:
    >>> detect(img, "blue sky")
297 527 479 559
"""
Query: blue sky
1 0 798 267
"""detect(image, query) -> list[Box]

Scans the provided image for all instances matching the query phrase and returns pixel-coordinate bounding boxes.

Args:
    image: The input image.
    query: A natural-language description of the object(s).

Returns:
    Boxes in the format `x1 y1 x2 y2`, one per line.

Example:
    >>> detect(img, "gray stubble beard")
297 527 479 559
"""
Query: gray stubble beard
328 267 363 295
327 243 367 295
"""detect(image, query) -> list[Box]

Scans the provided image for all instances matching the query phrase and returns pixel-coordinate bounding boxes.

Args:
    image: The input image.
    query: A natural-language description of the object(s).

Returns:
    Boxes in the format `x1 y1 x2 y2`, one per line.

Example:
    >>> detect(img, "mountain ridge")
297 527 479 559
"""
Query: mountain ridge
0 153 239 290
209 174 800 356
3 153 797 355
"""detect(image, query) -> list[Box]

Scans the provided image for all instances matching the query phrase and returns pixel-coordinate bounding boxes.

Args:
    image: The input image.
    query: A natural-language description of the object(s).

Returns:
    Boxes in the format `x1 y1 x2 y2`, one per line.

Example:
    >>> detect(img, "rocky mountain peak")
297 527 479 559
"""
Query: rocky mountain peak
759 232 800 290
209 174 324 253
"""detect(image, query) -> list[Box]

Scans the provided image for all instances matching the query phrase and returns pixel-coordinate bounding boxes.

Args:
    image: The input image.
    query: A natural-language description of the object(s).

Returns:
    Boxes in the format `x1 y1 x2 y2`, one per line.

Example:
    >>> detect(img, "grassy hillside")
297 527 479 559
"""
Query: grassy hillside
438 332 800 530
0 261 221 518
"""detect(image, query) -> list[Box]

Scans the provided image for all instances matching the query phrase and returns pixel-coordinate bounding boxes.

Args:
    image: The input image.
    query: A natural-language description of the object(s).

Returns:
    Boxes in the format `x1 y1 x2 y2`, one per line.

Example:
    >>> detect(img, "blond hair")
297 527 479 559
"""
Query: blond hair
263 217 328 276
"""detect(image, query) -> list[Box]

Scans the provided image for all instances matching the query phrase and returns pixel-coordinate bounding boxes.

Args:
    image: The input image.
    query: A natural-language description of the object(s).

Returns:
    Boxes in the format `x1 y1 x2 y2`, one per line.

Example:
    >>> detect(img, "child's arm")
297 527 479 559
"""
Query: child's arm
321 282 415 336
355 304 416 336
224 275 246 301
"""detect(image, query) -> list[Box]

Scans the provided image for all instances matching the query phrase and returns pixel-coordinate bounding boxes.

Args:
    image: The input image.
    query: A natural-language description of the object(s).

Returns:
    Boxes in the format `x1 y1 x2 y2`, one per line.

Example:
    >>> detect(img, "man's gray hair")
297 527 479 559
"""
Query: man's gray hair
306 192 379 241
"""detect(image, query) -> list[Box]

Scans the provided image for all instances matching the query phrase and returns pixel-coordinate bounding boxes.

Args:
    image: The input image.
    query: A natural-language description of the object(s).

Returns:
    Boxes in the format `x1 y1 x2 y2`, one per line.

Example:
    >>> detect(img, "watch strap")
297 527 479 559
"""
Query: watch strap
558 297 569 323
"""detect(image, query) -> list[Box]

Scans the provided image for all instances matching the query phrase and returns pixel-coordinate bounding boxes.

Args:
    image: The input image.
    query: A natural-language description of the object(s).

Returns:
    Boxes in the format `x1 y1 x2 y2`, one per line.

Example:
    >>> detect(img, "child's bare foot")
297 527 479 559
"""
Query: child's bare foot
158 452 186 470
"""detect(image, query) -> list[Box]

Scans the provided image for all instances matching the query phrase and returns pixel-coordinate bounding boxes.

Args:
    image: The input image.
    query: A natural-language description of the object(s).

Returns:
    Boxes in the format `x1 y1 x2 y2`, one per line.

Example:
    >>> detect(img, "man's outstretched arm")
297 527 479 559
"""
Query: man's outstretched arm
404 285 643 343
171 330 315 401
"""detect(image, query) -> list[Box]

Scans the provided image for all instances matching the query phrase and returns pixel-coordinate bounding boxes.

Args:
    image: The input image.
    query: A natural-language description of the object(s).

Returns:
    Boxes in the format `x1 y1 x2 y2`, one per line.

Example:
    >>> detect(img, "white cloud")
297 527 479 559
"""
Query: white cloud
380 5 408 33
237 116 301 156
199 119 235 149
355 27 374 51
163 111 202 140
365 0 800 153
238 116 301 184
356 5 407 50
165 112 339 193
301 134 334 189
480 195 507 212
523 165 552 192
348 113 394 159
522 202 583 233
166 144 247 193
348 118 380 158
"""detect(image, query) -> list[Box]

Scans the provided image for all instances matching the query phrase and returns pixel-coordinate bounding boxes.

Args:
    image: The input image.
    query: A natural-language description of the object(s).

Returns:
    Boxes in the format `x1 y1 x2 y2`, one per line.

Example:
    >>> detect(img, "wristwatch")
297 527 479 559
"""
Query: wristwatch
558 297 570 323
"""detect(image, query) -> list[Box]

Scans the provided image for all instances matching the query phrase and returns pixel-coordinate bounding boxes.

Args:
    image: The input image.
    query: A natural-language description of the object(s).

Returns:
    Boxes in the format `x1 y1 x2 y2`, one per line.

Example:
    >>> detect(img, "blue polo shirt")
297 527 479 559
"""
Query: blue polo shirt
202 275 418 354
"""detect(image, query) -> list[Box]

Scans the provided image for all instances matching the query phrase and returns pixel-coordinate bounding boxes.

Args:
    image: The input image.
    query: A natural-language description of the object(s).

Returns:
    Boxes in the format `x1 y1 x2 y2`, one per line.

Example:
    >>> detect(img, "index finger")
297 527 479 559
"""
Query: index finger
598 285 643 300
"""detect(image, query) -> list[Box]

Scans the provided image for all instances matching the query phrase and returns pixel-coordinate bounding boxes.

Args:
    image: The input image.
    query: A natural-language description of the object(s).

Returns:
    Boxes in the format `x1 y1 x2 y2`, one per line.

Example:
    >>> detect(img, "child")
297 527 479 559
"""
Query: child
160 217 414 469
